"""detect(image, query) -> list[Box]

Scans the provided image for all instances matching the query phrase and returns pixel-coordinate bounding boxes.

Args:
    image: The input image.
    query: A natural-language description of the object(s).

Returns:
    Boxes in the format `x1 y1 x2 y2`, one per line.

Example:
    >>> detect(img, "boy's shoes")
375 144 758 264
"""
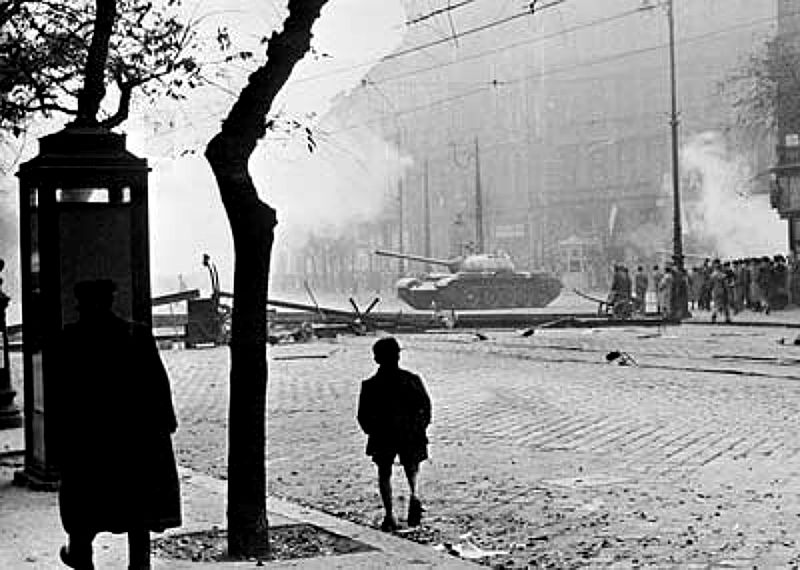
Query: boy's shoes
408 497 424 527
59 545 94 570
380 515 399 532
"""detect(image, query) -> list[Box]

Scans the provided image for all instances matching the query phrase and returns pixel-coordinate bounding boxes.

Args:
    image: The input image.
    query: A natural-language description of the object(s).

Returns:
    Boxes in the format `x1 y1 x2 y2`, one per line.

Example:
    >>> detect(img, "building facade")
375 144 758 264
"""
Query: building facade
273 0 779 295
772 0 800 252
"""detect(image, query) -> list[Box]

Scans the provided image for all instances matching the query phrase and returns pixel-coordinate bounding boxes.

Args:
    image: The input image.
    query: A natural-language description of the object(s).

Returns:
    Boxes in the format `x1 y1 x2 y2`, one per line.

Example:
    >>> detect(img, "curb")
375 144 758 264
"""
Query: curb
0 459 478 569
166 468 479 569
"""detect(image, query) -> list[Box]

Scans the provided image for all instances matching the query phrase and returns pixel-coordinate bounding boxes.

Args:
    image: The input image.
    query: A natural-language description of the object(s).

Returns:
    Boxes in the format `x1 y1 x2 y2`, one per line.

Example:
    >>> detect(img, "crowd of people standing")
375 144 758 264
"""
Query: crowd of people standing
687 255 796 322
606 253 800 323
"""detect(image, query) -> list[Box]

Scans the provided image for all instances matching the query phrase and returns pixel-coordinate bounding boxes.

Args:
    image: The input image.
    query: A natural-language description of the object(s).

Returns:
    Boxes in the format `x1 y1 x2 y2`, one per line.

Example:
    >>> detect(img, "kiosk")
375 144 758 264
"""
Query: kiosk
15 127 151 488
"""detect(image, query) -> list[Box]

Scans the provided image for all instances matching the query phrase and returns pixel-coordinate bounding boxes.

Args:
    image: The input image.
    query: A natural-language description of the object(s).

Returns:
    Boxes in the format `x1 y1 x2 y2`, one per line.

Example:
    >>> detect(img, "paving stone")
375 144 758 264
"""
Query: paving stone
150 324 800 568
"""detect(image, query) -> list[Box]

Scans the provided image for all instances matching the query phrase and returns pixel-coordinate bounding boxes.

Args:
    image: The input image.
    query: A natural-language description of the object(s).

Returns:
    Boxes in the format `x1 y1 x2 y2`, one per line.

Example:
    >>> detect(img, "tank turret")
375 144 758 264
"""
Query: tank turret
374 249 562 310
374 249 462 273
374 249 517 273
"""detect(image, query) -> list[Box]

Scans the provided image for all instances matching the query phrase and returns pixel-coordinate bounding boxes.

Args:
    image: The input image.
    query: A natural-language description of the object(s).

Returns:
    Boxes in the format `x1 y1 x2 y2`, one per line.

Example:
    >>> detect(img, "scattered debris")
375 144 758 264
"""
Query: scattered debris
268 322 315 345
348 296 380 335
542 474 631 488
303 280 326 321
527 317 580 333
473 331 490 341
272 353 332 361
777 336 800 345
435 536 508 560
637 332 661 339
605 350 638 366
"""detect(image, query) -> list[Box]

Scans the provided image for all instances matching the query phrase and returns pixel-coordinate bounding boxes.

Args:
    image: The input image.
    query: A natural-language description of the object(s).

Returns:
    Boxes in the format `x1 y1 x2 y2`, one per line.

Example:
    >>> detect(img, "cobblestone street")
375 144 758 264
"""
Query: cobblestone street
162 323 800 569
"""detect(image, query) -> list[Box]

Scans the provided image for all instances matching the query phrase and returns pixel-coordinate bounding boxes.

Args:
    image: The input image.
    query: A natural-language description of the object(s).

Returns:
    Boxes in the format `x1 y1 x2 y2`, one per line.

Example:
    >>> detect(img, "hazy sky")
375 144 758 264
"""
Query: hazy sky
0 0 409 321
128 0 409 295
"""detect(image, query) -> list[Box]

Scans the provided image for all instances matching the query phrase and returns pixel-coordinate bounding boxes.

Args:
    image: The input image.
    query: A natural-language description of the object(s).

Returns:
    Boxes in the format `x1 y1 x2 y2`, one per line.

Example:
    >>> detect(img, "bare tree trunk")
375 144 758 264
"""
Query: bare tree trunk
204 0 327 558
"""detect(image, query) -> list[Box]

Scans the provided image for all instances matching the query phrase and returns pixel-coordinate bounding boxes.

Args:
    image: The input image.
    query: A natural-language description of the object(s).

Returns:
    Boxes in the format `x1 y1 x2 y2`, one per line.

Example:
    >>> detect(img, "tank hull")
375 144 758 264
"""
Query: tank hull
396 272 563 310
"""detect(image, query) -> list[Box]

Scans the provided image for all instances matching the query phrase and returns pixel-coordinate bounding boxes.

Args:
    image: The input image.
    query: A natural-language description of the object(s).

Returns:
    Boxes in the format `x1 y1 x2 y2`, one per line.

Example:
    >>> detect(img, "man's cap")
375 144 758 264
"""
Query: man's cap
372 337 401 359
74 279 117 302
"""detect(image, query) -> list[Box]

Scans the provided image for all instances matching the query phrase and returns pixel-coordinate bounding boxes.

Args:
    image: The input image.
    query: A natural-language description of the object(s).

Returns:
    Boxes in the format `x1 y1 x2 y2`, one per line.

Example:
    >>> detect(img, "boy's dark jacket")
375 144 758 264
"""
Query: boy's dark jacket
357 366 431 456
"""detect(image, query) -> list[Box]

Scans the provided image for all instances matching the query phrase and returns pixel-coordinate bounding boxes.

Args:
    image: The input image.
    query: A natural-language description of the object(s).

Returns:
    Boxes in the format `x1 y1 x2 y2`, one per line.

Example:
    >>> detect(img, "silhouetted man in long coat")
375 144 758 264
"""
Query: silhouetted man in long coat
357 337 432 531
54 279 181 570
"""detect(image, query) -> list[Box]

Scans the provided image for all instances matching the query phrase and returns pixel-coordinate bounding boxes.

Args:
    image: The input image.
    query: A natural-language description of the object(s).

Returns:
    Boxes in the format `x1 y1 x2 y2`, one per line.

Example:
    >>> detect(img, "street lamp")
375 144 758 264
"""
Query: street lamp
666 0 683 270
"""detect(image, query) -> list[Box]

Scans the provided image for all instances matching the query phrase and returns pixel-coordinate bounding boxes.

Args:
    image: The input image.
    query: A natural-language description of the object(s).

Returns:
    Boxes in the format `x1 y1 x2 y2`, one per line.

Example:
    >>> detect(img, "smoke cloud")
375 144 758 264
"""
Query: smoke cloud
140 0 409 296
681 131 785 259
146 120 412 296
251 123 412 244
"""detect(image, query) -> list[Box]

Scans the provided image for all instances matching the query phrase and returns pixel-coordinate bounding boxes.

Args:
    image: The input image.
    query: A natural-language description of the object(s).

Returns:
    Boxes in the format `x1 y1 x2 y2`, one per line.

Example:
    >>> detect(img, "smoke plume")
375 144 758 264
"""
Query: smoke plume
141 0 409 296
681 131 785 259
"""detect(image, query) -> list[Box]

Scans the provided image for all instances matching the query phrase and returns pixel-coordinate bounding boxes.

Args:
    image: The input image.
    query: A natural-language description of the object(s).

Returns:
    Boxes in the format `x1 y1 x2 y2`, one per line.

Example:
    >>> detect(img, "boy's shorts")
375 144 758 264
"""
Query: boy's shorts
371 446 428 467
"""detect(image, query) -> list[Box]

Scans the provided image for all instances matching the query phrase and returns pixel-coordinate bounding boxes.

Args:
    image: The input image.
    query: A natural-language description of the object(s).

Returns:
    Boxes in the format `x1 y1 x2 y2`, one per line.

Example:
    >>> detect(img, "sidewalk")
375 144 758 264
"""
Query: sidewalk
0 428 476 569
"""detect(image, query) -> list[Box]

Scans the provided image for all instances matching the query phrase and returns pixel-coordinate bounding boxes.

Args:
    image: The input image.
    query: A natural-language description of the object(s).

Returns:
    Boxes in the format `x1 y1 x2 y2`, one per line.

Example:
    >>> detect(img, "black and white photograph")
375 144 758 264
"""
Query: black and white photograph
3 0 800 568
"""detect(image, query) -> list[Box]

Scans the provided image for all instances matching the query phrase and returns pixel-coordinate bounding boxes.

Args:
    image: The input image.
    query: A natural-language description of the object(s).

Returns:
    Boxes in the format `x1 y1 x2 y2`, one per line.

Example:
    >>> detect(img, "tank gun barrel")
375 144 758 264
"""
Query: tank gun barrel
374 249 457 268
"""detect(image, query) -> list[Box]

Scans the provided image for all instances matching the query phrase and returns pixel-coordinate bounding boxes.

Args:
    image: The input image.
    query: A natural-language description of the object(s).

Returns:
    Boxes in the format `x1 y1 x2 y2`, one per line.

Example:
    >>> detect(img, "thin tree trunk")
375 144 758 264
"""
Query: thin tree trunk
204 0 327 558
75 0 116 126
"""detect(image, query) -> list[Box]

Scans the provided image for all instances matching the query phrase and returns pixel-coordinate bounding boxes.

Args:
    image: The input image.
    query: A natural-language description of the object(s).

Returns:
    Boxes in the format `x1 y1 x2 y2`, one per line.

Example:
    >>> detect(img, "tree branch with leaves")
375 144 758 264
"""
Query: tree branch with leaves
719 32 800 135
0 0 200 135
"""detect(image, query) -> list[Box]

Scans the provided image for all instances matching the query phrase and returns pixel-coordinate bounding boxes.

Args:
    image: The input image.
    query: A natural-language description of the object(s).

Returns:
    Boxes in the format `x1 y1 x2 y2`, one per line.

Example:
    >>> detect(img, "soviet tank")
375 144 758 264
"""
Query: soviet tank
374 249 562 310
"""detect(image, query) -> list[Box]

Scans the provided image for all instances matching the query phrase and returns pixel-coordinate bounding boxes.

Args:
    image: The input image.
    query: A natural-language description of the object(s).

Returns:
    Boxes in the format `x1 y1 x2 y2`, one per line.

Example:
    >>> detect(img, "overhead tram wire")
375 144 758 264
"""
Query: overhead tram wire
143 0 573 143
290 0 763 89
290 0 570 87
405 0 479 26
144 2 686 138
368 6 662 87
388 0 566 60
144 4 786 146
330 9 784 135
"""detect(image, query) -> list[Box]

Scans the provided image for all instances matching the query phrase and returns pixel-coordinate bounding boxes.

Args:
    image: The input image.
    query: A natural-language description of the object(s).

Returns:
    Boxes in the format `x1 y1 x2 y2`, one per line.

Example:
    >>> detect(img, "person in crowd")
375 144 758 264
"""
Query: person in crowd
54 279 181 570
652 264 664 314
757 256 773 314
634 265 649 314
688 266 699 311
699 258 712 310
658 265 674 320
693 265 707 311
747 258 760 311
722 261 736 315
607 263 631 314
789 252 800 306
358 337 432 531
709 259 732 324
673 264 691 320
733 260 746 314
771 254 788 310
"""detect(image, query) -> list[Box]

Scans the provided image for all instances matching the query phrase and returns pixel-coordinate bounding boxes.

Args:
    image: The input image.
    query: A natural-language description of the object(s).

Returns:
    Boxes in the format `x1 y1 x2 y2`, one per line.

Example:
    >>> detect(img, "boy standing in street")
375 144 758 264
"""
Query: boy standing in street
358 337 432 531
